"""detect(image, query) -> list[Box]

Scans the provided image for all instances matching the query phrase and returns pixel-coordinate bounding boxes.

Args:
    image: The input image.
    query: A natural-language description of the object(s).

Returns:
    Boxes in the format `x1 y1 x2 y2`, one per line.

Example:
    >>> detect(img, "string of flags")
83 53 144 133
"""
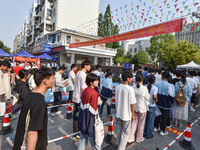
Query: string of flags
72 0 200 37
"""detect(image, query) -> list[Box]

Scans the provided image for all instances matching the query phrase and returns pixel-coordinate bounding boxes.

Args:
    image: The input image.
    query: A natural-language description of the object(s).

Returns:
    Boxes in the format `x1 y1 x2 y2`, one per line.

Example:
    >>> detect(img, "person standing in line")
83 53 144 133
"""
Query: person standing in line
13 68 55 150
94 64 102 92
115 71 136 150
25 62 32 70
77 74 102 150
154 72 174 136
171 71 182 85
154 69 162 82
50 66 68 117
144 75 158 139
129 75 150 143
186 71 197 112
100 72 113 116
67 64 77 103
72 60 91 138
193 71 199 107
174 72 192 128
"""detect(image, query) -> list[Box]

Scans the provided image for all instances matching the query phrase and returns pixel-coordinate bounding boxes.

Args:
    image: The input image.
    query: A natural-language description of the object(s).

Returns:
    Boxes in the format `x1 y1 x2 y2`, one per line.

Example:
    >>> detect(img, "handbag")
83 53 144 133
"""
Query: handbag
0 102 6 116
94 114 104 147
155 105 162 117
21 110 30 150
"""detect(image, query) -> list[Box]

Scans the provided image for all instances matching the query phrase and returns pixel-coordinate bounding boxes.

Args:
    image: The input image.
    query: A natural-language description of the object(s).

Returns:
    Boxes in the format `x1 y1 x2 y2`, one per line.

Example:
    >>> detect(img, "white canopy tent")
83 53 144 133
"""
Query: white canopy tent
177 61 200 69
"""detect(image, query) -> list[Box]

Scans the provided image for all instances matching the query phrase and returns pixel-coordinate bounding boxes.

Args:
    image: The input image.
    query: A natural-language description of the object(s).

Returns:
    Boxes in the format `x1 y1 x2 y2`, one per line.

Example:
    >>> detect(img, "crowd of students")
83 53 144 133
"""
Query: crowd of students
1 57 200 150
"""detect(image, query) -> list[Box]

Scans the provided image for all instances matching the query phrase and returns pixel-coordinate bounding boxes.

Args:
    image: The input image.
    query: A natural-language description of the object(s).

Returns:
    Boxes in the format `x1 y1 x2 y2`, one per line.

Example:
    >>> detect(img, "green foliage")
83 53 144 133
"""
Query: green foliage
132 50 150 67
0 40 10 54
112 76 119 83
98 4 120 49
113 49 125 64
149 34 199 68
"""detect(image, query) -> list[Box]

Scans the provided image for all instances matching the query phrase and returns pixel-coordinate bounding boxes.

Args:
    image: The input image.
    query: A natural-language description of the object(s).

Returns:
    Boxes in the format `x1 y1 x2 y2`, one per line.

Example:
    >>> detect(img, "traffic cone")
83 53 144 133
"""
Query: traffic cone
65 101 72 119
105 115 114 144
179 122 194 150
0 110 13 135
111 95 116 109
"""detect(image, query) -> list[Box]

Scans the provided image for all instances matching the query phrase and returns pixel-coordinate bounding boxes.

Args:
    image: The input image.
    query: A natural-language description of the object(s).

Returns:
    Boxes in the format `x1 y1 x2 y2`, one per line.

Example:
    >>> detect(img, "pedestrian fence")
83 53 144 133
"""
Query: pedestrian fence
163 116 200 150
48 114 116 144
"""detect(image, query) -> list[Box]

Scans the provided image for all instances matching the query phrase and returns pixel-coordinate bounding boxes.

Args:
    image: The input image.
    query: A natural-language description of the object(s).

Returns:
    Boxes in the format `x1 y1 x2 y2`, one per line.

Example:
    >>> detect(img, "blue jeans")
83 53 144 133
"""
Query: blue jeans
10 132 16 141
144 107 156 138
78 133 101 150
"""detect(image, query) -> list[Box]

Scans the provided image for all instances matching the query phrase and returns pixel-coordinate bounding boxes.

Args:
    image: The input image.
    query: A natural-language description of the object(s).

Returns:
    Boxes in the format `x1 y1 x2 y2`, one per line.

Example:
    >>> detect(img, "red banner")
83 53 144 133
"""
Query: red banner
14 56 37 62
69 19 182 48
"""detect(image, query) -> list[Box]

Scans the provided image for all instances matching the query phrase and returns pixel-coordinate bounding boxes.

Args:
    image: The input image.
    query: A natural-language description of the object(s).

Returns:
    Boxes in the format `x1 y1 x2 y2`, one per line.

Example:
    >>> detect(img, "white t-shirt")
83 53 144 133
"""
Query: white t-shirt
186 77 197 94
148 85 158 107
193 76 199 93
28 75 36 90
116 84 136 121
155 74 162 82
73 71 87 103
94 70 101 77
68 71 75 91
0 70 5 95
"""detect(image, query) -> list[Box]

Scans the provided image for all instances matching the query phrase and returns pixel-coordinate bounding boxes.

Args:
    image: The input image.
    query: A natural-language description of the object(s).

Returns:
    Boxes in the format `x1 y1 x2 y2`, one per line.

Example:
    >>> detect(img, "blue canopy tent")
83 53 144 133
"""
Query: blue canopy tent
38 53 54 60
15 51 37 58
0 48 13 57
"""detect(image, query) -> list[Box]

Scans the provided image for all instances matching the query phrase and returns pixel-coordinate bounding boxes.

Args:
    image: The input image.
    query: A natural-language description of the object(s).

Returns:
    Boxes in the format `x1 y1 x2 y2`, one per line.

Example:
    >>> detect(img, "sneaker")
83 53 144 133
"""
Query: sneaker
189 107 195 112
76 135 80 139
6 137 14 147
56 111 62 114
166 125 171 129
10 116 17 121
50 112 56 117
153 127 158 132
160 131 168 136
136 138 145 143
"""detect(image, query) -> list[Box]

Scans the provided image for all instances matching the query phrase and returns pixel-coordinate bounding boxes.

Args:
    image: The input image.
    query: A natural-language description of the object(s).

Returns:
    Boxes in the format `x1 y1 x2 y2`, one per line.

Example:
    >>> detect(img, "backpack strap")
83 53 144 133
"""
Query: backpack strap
178 82 187 89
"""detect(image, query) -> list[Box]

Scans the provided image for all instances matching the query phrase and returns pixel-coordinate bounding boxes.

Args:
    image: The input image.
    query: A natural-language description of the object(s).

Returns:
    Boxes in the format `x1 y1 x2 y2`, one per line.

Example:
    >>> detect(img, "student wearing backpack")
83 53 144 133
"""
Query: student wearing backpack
174 72 192 127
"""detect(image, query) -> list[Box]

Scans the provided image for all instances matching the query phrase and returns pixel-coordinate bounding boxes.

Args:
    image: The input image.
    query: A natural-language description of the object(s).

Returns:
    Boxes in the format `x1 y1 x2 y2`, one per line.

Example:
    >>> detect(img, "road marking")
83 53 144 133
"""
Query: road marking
48 118 54 123
58 127 68 135
166 127 182 135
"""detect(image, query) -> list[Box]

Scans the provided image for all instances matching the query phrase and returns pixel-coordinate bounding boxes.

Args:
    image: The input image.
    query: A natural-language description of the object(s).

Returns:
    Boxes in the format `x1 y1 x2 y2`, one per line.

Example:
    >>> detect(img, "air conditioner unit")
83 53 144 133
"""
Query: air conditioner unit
51 3 54 7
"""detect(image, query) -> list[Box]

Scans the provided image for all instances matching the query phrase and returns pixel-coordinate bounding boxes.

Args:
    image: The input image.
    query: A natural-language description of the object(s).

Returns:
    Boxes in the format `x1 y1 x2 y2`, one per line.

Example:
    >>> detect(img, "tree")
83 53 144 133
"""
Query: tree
98 4 120 49
132 50 149 67
113 48 125 64
149 34 177 68
0 40 11 54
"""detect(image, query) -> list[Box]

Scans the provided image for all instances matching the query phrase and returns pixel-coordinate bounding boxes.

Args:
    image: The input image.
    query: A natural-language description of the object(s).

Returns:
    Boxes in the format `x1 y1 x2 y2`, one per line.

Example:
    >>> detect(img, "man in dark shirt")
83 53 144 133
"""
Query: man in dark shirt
13 68 55 150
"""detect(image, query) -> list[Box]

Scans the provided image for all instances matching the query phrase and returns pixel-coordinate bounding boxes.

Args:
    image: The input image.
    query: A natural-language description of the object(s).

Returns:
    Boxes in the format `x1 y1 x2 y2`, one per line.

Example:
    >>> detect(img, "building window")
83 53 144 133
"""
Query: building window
47 9 52 17
66 35 71 44
145 47 148 52
134 48 137 53
57 35 60 42
130 48 132 53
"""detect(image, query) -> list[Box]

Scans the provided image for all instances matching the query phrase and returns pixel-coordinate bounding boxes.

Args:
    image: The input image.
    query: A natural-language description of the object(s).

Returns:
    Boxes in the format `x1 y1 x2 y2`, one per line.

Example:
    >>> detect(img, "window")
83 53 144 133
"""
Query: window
130 48 132 53
134 48 137 53
145 48 148 52
66 35 71 44
56 36 59 43
47 9 52 17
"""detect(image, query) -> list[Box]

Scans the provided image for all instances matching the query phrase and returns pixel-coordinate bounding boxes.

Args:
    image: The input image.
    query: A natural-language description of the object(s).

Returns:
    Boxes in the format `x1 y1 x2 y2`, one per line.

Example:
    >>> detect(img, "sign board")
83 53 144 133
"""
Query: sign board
41 44 51 53
124 63 131 69
51 46 65 52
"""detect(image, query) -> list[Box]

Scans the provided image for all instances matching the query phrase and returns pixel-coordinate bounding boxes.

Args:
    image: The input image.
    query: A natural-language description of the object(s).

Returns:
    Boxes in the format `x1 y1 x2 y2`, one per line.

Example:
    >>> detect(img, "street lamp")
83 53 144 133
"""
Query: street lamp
192 7 200 19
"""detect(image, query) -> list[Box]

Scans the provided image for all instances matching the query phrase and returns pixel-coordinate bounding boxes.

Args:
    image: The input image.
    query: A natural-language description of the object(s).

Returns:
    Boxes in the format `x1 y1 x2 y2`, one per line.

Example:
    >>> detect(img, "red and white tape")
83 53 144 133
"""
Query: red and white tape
163 116 200 150
48 114 116 143
47 104 69 109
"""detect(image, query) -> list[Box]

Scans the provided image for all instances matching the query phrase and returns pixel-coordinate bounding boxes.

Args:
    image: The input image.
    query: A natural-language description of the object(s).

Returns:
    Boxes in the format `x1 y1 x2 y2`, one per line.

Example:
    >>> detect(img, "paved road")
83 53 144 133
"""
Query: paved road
1 105 200 150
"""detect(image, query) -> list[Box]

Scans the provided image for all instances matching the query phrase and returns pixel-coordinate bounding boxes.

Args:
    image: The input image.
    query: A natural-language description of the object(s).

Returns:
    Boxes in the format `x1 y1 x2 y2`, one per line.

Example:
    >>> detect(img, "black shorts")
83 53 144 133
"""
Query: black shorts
191 93 196 103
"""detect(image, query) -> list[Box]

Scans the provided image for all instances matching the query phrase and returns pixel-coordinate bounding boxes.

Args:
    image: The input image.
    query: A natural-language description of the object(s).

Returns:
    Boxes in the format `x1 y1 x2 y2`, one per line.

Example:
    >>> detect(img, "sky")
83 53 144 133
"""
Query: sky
0 0 199 51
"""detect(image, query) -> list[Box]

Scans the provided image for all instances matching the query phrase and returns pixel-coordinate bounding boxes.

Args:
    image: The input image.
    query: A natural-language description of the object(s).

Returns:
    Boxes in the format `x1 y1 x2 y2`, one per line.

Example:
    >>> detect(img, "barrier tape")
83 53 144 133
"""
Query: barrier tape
47 104 69 109
163 116 200 150
48 114 116 144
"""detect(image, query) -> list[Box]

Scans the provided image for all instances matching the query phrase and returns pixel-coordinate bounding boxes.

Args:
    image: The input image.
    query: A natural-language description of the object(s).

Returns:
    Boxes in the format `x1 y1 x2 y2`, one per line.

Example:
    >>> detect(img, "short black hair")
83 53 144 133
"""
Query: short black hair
176 70 181 77
18 69 29 79
162 71 169 80
96 64 101 70
86 73 98 86
34 67 55 86
59 66 66 71
81 60 91 68
158 69 162 74
2 60 11 68
71 64 77 70
122 70 133 82
144 67 148 71
29 68 38 75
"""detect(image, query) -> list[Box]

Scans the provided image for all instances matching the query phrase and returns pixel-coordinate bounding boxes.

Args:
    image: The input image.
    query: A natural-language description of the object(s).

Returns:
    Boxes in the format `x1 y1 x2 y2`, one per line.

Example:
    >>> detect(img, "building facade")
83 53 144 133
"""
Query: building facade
127 39 153 63
121 40 135 54
14 0 117 66
175 21 200 47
